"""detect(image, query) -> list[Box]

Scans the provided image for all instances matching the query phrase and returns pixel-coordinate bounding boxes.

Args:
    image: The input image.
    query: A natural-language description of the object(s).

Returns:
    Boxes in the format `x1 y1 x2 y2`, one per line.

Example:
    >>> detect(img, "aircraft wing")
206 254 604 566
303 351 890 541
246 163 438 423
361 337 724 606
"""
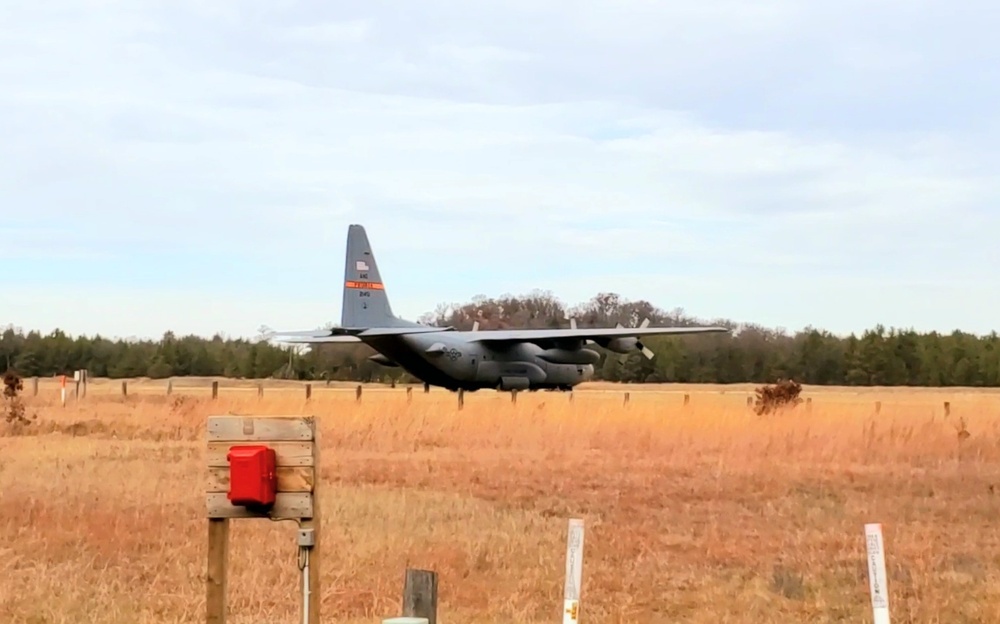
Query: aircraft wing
464 326 730 343
357 326 453 337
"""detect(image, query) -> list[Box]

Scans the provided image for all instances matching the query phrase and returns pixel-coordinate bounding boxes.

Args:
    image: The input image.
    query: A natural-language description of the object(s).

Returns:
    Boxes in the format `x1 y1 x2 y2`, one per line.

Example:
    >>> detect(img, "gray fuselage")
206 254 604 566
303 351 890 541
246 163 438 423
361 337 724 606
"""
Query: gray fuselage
362 330 596 391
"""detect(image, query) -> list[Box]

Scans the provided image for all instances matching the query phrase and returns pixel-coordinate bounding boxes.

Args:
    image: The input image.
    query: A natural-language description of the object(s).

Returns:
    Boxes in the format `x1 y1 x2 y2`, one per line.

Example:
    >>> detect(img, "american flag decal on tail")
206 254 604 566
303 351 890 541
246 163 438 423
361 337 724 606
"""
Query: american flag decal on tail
355 260 369 271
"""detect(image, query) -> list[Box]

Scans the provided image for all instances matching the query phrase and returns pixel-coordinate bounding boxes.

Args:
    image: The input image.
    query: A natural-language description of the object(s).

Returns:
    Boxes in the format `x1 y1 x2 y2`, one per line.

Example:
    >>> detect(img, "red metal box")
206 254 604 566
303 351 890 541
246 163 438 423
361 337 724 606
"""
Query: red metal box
226 445 277 508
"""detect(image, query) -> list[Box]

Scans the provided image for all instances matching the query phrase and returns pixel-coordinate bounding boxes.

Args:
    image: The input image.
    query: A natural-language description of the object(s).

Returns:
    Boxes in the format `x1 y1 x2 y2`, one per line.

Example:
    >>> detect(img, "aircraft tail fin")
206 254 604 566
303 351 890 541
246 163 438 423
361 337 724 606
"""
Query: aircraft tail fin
341 224 421 329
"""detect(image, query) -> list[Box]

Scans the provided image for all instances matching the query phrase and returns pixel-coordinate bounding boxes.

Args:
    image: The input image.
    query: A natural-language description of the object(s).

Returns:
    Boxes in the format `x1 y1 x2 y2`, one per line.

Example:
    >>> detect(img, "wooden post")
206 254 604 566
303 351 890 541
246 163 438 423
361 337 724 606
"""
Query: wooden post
683 393 689 406
167 380 173 395
806 397 812 412
356 384 363 403
121 380 127 397
32 377 38 396
402 568 438 624
457 389 464 410
305 384 312 400
406 387 413 403
205 415 320 623
257 384 263 398
746 396 752 408
875 401 881 414
212 381 219 399
75 379 81 399
623 392 630 406
206 518 229 623
944 401 951 416
424 382 429 393
511 389 517 404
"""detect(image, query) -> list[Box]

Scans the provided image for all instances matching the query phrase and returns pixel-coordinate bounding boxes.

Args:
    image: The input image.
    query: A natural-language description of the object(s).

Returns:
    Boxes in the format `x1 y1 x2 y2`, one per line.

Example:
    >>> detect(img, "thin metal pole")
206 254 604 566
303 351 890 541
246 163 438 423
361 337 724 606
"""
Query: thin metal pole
301 548 310 624
297 527 315 624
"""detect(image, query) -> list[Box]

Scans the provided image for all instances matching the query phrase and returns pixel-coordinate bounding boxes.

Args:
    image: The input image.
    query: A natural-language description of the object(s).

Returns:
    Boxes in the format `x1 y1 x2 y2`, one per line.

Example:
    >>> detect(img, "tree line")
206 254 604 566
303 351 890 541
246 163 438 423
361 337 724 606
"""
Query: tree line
3 290 998 386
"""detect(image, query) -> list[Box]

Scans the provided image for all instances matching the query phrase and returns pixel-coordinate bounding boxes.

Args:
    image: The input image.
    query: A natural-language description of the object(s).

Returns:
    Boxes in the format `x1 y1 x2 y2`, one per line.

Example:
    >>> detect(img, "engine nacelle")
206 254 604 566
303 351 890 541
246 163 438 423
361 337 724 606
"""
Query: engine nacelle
604 337 638 354
536 348 601 365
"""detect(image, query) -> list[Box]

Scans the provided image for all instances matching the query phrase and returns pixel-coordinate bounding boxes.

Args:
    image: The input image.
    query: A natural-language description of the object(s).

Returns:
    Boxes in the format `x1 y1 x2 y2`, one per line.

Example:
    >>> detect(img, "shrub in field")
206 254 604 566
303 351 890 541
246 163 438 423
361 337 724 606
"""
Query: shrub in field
3 370 32 426
754 378 804 415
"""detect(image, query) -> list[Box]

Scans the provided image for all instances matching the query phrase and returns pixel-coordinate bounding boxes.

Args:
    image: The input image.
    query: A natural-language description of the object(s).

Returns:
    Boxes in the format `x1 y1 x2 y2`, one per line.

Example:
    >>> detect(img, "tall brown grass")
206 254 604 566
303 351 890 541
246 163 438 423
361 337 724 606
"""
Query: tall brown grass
2 380 1000 623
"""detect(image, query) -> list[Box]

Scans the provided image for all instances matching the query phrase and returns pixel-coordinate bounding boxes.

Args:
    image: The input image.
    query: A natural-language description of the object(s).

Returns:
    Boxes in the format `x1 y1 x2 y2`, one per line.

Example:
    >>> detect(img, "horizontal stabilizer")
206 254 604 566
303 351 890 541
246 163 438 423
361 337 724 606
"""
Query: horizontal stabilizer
271 335 362 344
269 329 349 338
268 326 362 338
267 324 453 344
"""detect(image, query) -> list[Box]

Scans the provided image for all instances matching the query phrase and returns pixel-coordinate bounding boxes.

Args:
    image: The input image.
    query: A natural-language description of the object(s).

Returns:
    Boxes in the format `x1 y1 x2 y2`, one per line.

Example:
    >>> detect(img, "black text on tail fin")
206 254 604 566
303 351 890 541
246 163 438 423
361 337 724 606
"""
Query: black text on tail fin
341 224 420 329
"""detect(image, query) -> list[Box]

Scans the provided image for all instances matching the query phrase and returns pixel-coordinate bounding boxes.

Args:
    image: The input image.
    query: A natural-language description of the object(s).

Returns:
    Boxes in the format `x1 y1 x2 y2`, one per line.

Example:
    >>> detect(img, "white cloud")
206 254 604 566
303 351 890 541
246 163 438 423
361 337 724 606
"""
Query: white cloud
1 0 997 339
276 19 373 45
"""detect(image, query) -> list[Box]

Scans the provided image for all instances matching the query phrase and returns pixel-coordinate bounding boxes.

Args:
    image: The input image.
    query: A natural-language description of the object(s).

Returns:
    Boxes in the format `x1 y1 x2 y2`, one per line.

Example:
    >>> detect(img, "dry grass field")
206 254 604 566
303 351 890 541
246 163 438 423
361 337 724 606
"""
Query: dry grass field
3 376 1000 623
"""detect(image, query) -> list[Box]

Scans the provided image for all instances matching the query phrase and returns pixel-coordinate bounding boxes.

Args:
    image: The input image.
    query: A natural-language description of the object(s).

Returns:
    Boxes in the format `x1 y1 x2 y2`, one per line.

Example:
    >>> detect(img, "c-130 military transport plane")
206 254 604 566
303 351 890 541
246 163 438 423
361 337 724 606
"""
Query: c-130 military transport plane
270 224 730 392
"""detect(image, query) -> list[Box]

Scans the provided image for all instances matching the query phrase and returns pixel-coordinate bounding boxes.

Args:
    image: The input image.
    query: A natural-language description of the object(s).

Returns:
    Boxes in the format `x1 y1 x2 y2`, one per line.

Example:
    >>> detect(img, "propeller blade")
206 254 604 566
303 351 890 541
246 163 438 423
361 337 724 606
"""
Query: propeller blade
636 338 655 359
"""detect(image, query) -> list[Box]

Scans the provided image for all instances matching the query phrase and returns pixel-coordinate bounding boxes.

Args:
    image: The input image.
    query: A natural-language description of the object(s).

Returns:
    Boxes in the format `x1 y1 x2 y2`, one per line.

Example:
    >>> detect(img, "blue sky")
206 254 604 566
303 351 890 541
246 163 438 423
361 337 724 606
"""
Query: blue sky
3 0 998 340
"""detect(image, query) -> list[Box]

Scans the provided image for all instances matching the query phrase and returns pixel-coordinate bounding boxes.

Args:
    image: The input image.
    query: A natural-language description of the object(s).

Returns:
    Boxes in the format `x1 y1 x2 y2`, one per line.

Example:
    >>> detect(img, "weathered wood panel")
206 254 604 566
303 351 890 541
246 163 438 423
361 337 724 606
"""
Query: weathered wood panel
206 441 315 467
207 415 315 442
206 466 314 493
206 492 313 519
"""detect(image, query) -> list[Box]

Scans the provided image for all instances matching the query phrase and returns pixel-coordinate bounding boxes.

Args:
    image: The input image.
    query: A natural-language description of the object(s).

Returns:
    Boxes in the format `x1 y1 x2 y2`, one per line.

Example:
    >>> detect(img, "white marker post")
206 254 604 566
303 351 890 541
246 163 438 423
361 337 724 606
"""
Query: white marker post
563 518 584 623
60 374 66 407
864 523 891 624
